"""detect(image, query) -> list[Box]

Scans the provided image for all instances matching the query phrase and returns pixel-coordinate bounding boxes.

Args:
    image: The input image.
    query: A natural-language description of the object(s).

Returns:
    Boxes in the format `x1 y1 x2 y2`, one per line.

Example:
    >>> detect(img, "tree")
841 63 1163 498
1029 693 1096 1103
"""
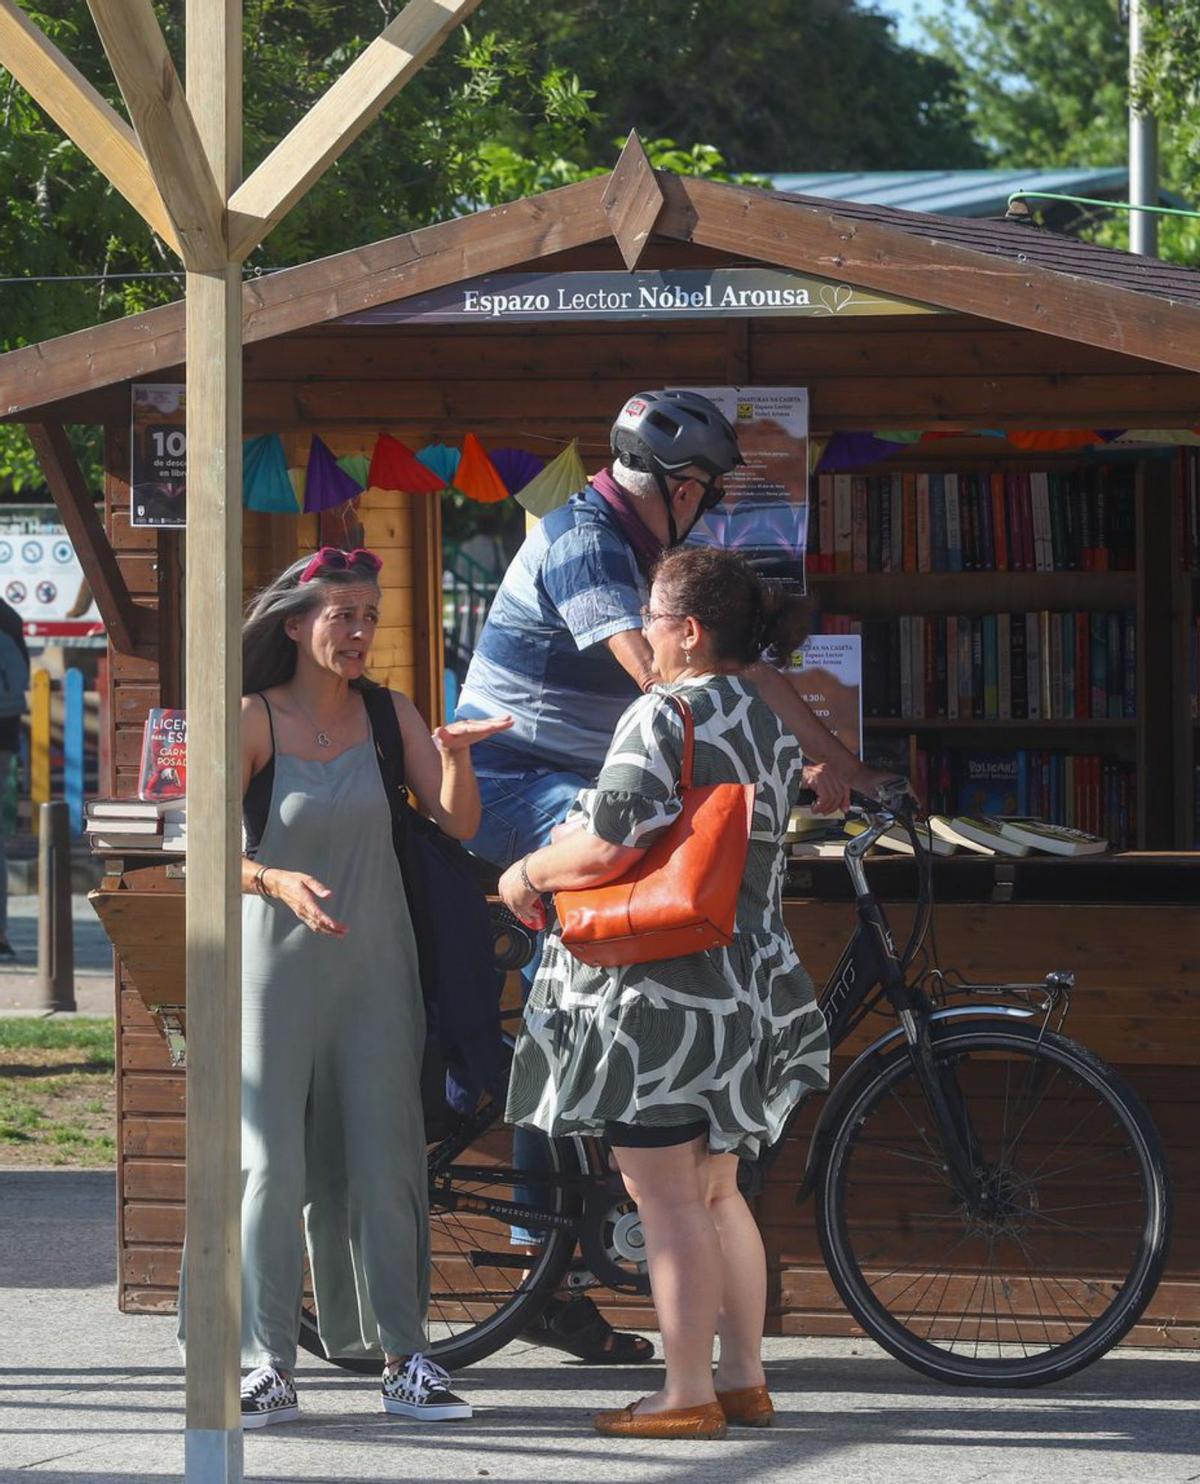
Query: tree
924 0 1200 262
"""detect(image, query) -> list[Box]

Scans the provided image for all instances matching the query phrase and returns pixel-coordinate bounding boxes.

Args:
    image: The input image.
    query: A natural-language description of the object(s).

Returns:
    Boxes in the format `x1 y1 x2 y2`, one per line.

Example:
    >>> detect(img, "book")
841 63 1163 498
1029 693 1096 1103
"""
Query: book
957 751 1020 815
997 819 1110 856
789 838 849 859
86 798 169 820
845 818 958 856
138 708 187 801
833 475 853 573
85 814 162 836
929 814 996 855
944 473 962 572
950 815 1033 856
88 830 168 850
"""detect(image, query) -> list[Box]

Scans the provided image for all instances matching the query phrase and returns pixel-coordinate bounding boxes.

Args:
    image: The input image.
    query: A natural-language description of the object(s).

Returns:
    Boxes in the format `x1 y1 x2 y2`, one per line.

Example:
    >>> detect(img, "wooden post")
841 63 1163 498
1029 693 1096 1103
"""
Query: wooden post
183 3 243 1480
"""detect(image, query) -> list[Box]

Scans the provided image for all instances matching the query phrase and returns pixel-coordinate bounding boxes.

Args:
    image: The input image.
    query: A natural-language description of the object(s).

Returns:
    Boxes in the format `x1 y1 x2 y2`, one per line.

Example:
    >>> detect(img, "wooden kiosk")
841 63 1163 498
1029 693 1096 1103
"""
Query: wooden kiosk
4 154 1200 1345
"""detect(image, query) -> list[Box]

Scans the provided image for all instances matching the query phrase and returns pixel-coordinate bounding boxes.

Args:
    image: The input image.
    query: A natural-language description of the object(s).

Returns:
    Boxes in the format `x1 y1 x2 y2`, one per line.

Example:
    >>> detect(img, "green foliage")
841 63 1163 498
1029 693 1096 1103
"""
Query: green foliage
1137 0 1200 166
923 0 1200 264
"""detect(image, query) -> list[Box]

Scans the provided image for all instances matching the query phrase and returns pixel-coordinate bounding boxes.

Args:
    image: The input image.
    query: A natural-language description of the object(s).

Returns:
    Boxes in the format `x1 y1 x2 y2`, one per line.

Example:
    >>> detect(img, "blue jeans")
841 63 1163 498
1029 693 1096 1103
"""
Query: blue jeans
466 742 591 1245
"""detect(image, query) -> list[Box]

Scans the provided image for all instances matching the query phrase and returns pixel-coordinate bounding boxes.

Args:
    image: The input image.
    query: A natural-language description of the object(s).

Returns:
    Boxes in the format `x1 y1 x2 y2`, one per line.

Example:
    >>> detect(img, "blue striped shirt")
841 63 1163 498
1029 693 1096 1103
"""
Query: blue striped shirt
456 487 646 774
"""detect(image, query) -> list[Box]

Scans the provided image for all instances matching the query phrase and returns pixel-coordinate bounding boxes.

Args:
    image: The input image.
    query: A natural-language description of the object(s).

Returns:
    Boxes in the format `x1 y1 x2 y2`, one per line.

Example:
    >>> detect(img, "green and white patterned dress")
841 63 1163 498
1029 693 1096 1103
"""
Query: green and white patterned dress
505 673 830 1160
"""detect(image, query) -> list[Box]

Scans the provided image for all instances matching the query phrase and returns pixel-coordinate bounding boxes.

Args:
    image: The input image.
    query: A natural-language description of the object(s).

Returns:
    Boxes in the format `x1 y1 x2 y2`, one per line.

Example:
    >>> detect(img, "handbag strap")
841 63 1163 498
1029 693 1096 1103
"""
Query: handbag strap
662 692 696 793
361 684 410 835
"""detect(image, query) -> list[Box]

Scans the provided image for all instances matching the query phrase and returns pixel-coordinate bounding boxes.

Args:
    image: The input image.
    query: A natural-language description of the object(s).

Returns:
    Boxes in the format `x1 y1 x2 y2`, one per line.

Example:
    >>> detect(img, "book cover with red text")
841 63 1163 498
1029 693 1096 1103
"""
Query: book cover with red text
138 708 187 801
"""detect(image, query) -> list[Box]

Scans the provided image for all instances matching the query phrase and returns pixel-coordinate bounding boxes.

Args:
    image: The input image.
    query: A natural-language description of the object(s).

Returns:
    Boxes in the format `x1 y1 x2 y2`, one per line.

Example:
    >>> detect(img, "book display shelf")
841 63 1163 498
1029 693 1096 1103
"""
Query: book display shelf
805 444 1185 861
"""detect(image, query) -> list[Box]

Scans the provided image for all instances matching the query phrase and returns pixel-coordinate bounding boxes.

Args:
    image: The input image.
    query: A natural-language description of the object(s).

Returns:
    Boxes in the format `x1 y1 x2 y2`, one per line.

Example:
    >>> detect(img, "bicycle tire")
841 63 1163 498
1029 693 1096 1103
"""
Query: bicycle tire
816 1019 1171 1387
297 1127 579 1374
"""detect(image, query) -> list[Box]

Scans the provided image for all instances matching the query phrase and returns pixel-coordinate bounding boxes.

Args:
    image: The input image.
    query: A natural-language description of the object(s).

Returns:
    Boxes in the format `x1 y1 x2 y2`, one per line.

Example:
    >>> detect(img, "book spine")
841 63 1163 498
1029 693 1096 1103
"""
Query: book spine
934 614 947 716
1062 612 1076 717
1064 479 1081 569
1075 610 1089 720
913 614 927 718
833 474 853 573
1123 608 1137 718
1020 472 1036 570
1094 470 1109 572
1006 475 1024 571
946 614 959 719
1050 612 1064 720
997 611 1011 720
878 476 892 573
1049 474 1067 570
1030 472 1051 571
818 473 835 573
929 472 947 571
890 474 905 573
887 618 902 717
990 471 1008 571
977 470 995 569
1010 611 1028 720
971 616 984 720
1090 611 1107 719
851 476 869 574
944 473 962 572
1080 471 1095 571
899 614 913 719
1025 609 1041 719
1107 610 1123 719
958 617 973 720
916 473 931 572
902 474 917 572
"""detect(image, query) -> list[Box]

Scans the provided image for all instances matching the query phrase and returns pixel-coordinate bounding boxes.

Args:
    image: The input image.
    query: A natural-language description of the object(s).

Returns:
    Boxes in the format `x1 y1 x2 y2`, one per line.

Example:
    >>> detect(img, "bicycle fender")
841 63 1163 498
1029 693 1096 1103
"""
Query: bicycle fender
794 1005 1036 1204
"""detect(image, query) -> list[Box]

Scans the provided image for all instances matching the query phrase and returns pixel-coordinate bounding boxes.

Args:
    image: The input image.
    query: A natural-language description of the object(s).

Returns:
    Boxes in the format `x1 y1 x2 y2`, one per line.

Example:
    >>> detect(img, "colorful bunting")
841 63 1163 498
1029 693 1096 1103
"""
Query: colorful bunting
417 442 461 485
337 452 370 490
490 446 546 496
514 439 589 517
243 434 299 512
454 433 509 504
304 435 361 514
369 434 446 494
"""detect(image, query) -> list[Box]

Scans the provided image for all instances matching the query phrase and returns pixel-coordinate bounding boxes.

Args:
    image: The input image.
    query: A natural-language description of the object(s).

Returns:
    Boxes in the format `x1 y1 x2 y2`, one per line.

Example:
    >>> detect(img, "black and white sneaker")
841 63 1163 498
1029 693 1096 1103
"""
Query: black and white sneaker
381 1354 472 1421
240 1365 299 1428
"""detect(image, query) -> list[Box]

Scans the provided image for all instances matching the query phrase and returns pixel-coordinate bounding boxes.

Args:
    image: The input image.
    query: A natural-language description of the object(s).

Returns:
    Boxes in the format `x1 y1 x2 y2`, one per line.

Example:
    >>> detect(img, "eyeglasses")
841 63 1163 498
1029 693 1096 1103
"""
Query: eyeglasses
640 606 685 628
299 547 383 583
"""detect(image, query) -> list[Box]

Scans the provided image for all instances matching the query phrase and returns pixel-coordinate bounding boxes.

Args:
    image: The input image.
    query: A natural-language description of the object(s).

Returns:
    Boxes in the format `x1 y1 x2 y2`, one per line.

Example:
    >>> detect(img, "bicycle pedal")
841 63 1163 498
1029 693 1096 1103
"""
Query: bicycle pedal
562 1266 601 1293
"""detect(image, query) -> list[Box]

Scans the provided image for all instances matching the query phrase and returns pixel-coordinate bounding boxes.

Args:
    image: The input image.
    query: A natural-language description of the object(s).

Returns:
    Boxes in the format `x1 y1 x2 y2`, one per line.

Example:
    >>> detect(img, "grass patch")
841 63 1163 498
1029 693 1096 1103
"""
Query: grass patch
0 1017 116 1167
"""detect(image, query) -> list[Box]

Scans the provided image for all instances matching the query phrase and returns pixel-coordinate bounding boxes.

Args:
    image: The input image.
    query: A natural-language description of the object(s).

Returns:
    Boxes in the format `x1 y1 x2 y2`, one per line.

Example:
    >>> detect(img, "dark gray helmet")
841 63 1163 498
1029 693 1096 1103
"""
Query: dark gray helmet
611 389 744 479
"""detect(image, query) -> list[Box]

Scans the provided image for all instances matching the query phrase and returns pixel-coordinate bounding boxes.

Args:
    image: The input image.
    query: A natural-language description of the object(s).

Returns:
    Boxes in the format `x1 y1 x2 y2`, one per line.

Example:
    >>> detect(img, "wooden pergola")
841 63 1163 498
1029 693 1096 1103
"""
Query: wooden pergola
0 2 485 1477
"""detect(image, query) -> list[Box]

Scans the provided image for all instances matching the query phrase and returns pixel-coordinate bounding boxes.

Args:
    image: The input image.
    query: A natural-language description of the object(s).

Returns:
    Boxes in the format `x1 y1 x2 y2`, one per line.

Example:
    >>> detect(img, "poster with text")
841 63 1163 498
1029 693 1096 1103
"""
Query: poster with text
789 632 862 759
0 507 103 641
131 383 186 527
685 386 809 590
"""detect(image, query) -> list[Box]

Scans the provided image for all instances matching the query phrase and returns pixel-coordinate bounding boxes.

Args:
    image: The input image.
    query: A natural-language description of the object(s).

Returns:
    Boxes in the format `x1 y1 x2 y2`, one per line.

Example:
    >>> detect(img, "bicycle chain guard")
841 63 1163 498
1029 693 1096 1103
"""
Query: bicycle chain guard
576 1176 651 1295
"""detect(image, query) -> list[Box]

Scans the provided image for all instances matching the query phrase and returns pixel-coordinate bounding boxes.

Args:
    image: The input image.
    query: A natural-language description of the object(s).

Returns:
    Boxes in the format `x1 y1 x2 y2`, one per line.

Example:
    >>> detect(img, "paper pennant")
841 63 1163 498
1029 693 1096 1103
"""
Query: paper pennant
490 446 545 496
454 433 509 503
243 434 299 512
1005 429 1105 451
369 433 446 494
304 435 361 513
417 442 461 485
337 453 370 490
514 439 588 517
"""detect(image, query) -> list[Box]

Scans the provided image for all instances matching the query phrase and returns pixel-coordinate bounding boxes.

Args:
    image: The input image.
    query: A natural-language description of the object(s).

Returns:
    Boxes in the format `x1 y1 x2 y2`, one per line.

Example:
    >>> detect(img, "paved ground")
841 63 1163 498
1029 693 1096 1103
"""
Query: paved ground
0 1170 1196 1483
0 894 113 1016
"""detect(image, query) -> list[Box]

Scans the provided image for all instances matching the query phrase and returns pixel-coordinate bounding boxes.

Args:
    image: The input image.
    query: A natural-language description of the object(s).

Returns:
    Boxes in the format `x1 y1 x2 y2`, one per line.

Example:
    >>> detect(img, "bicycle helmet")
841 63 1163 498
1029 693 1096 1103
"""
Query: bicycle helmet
611 389 744 545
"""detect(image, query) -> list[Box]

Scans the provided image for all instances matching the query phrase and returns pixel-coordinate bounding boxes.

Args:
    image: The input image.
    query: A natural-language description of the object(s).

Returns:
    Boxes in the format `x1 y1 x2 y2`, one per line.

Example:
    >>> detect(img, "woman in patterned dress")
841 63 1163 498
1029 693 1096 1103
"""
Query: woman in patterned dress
499 546 831 1440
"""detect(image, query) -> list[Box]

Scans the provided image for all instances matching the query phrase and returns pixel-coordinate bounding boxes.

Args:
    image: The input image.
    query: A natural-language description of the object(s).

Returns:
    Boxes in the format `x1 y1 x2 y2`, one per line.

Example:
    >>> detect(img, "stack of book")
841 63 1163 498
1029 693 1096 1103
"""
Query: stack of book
818 608 1137 722
85 798 186 852
806 466 1137 575
784 806 849 859
845 814 1110 859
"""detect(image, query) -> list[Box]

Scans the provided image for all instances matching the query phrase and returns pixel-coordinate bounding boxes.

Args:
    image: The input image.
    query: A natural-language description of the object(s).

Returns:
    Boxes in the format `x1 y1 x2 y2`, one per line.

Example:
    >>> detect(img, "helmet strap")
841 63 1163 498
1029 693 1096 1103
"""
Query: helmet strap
654 469 680 547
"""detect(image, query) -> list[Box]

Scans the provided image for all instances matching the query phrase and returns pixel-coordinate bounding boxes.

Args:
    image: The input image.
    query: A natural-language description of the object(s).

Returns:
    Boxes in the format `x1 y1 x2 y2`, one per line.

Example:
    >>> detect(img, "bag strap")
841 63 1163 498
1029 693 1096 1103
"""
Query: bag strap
661 692 696 792
361 684 410 834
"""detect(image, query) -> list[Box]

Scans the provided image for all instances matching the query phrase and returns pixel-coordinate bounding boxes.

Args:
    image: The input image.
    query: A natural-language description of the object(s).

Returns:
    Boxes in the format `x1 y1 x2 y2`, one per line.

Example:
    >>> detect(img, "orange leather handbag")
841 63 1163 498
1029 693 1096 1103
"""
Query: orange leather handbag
555 695 755 968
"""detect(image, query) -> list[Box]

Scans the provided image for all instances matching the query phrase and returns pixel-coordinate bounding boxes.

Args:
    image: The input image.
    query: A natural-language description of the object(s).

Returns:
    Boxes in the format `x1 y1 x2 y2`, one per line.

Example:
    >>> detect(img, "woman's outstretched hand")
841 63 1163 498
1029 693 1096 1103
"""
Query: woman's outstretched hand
433 714 514 753
498 860 548 932
266 870 348 937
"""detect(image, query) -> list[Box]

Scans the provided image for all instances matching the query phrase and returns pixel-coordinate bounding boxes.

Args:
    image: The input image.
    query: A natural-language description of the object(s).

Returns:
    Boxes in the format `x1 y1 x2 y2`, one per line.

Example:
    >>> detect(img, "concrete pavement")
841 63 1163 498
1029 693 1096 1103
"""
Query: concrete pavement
0 894 113 1016
1 1169 1197 1483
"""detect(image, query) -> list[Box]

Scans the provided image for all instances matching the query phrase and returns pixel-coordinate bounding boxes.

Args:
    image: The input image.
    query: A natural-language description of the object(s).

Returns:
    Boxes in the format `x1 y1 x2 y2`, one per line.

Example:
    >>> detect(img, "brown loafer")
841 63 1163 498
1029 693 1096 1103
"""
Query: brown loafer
593 1398 727 1439
717 1383 774 1427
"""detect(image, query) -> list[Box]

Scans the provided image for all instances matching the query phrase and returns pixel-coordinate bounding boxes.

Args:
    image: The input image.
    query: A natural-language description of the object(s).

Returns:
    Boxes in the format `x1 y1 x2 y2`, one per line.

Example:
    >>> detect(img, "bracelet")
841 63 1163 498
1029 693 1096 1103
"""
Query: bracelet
252 864 272 898
519 855 539 894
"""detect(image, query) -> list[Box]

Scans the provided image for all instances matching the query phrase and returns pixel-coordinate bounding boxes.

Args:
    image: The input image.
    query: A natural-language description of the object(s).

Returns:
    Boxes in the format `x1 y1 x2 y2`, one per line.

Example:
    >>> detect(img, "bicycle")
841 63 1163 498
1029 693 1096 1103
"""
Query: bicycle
300 780 1172 1387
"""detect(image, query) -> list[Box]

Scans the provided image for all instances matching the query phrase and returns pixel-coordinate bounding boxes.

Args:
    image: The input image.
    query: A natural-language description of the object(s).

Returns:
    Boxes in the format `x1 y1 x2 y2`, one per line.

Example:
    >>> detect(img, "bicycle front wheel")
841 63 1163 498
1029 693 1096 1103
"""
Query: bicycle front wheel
816 1019 1171 1387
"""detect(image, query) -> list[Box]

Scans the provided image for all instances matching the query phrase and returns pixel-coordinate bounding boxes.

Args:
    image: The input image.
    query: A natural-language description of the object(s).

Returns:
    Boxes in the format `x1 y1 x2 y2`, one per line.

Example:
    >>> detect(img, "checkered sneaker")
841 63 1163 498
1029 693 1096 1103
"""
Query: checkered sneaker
240 1365 299 1429
381 1354 472 1421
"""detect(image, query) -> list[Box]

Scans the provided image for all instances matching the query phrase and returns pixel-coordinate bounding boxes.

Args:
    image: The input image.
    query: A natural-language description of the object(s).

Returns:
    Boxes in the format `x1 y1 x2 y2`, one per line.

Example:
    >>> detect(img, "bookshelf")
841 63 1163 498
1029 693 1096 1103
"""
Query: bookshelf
805 452 1183 852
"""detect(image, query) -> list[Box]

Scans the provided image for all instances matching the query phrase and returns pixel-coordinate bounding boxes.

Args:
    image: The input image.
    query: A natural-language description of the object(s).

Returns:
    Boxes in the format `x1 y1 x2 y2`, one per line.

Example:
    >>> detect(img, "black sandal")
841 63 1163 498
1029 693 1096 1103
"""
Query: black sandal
522 1295 655 1364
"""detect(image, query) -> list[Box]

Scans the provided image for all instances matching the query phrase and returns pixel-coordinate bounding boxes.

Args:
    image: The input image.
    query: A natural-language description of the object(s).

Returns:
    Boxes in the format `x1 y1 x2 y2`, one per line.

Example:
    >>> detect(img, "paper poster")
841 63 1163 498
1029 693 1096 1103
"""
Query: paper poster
131 383 187 527
685 386 809 590
0 507 103 641
789 633 863 758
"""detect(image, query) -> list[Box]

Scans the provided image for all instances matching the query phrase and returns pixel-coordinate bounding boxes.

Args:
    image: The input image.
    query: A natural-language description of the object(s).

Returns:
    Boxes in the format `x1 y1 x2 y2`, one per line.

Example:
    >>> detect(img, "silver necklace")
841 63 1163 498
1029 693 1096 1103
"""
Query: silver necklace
292 695 339 748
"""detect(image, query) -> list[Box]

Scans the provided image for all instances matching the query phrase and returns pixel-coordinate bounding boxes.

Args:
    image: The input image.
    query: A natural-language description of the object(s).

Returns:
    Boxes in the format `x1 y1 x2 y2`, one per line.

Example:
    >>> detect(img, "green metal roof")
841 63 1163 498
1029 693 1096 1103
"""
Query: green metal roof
768 168 1185 218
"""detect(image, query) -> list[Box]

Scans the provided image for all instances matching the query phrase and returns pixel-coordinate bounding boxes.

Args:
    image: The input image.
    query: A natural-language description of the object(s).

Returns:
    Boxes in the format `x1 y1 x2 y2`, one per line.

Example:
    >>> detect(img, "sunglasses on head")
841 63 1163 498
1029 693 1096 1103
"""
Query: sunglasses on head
299 547 383 583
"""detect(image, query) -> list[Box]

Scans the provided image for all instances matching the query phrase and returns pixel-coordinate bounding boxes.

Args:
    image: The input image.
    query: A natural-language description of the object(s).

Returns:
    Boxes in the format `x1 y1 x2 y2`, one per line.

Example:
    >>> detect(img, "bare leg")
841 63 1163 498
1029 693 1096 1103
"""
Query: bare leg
612 1137 720 1412
705 1153 767 1392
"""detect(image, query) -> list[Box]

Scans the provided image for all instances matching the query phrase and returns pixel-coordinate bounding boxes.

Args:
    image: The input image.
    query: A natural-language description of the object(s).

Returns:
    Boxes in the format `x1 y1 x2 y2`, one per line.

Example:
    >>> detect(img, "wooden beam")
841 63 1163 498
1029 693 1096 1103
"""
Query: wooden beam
226 0 483 260
658 174 1200 378
603 130 665 271
25 422 156 658
86 0 225 269
0 176 613 414
181 0 242 1475
0 0 180 252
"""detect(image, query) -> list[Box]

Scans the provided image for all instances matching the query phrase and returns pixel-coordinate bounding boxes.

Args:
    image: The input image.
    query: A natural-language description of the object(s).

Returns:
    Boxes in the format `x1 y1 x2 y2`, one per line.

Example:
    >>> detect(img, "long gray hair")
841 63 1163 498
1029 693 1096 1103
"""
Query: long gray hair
242 553 382 695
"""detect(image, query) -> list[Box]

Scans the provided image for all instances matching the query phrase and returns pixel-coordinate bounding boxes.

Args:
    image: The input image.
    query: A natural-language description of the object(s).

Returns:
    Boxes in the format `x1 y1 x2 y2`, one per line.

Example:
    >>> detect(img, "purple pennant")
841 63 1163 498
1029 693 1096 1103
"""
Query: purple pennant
815 431 911 472
489 447 546 497
304 435 361 513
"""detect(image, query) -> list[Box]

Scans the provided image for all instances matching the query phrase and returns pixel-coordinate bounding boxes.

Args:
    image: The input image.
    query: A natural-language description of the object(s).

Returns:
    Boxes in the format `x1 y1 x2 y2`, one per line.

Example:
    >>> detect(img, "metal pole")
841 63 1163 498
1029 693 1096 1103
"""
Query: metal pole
1129 0 1160 258
36 800 74 1012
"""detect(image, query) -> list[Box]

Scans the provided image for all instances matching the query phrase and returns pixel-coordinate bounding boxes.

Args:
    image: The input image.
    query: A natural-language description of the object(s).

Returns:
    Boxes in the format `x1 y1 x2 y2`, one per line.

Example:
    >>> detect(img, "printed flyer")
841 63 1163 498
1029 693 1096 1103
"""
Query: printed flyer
789 632 863 758
131 383 187 528
685 386 809 589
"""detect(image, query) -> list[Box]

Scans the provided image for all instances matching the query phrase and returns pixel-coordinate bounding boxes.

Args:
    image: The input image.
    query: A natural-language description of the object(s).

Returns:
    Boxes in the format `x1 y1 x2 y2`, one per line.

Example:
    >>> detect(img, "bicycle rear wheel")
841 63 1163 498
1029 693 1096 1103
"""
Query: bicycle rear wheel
817 1019 1171 1387
298 1104 579 1373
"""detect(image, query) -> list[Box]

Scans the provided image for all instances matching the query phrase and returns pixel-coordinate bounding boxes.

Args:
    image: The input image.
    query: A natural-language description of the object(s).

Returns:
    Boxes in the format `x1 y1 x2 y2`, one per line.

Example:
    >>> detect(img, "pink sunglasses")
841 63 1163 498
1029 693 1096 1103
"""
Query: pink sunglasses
299 546 383 583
